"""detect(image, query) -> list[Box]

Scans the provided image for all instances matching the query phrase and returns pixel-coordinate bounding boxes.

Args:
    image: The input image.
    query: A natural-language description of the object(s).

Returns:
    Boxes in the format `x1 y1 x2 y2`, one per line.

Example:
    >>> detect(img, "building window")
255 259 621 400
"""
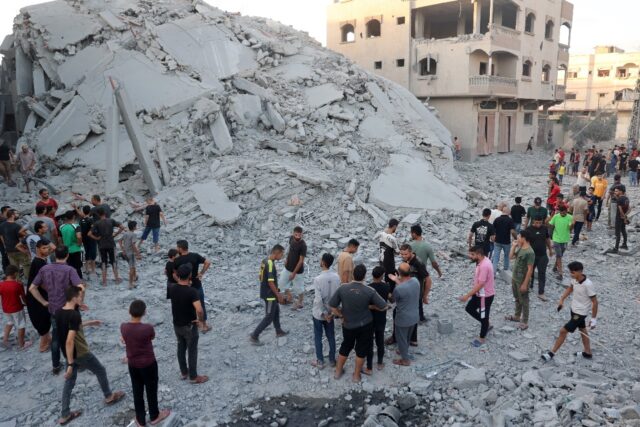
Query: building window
340 24 355 43
479 62 487 75
565 93 577 100
525 13 535 33
567 71 578 79
598 93 607 98
545 20 554 40
396 59 405 67
522 60 532 77
524 113 533 125
366 19 381 38
480 101 497 110
374 61 382 70
419 57 437 76
523 102 538 110
542 64 551 82
597 69 610 77
617 67 628 78
397 17 405 25
502 101 518 110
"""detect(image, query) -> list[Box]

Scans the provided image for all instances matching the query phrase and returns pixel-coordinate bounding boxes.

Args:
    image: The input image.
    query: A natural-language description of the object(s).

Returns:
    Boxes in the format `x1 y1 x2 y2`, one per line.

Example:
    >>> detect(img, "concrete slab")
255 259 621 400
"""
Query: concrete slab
358 115 396 139
305 83 343 109
267 58 315 81
32 65 46 97
229 94 262 126
99 10 127 31
369 154 467 211
58 45 113 88
0 35 14 56
232 77 273 101
210 114 233 155
191 181 241 225
265 102 286 132
36 95 91 158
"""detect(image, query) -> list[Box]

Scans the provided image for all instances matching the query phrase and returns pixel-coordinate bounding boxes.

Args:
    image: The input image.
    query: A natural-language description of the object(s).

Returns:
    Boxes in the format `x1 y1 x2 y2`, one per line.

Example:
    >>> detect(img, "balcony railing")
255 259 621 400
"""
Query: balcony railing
488 23 521 38
469 75 518 95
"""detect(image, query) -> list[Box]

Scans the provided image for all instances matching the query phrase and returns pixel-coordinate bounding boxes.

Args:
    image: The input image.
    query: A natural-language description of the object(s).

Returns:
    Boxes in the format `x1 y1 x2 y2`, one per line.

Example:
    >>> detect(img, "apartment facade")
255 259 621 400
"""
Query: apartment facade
550 46 640 141
327 0 574 160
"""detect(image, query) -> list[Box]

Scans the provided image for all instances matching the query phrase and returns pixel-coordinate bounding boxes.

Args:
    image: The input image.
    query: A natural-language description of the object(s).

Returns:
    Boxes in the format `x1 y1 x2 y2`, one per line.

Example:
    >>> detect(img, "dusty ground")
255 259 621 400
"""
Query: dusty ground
1 151 639 426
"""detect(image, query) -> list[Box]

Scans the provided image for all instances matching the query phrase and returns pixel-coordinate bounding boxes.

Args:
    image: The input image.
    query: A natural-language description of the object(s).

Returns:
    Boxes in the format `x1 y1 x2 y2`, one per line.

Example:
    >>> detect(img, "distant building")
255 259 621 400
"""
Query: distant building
550 46 640 141
327 0 574 160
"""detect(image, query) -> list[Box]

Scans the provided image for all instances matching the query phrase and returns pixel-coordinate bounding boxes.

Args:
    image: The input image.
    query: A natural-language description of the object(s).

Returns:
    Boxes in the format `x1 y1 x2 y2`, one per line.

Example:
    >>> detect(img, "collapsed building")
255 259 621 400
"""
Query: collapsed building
0 0 468 231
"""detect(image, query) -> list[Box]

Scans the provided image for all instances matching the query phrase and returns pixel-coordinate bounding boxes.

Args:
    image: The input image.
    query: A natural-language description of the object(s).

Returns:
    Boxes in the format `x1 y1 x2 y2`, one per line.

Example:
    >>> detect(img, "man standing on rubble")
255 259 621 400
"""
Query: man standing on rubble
16 144 36 193
280 226 307 310
36 189 59 227
337 239 359 284
377 219 399 290
173 240 212 332
88 208 124 286
468 209 495 258
0 139 15 187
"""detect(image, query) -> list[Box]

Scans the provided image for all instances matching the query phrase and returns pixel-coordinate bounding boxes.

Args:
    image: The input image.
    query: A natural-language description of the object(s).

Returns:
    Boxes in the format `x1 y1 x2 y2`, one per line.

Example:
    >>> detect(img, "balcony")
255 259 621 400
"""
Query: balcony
558 44 569 64
488 24 521 52
469 75 518 96
555 85 566 100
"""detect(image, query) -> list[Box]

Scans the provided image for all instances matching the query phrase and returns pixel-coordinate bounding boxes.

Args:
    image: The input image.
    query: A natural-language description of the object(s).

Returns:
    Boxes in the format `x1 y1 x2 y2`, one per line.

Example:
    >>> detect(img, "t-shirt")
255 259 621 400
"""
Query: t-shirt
512 246 535 286
393 277 420 328
470 219 495 253
0 144 10 160
79 216 94 239
121 231 137 255
547 185 561 206
629 159 639 172
27 257 48 287
168 284 199 327
25 234 42 260
378 231 398 274
591 177 607 198
91 218 121 249
90 203 112 219
17 150 35 172
174 252 207 289
616 195 630 220
328 282 386 330
407 255 429 287
337 251 354 283
493 215 515 245
311 270 340 320
474 257 495 297
60 223 82 253
570 276 596 316
549 213 573 243
510 205 526 225
0 221 23 253
120 322 156 368
259 258 278 300
55 308 90 360
409 240 435 265
27 216 55 242
570 197 588 222
165 260 176 284
144 204 162 228
526 206 548 221
36 198 58 214
526 225 550 257
0 280 25 314
32 263 83 314
284 236 307 274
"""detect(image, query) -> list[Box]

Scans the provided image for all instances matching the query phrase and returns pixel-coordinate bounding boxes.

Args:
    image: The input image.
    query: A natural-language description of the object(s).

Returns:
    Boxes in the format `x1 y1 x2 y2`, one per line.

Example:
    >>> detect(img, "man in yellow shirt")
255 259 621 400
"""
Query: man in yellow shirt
590 174 608 220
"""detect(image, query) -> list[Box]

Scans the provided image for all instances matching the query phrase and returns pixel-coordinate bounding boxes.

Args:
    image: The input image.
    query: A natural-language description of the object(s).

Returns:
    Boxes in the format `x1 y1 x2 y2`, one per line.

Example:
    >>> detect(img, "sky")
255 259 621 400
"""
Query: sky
0 0 638 54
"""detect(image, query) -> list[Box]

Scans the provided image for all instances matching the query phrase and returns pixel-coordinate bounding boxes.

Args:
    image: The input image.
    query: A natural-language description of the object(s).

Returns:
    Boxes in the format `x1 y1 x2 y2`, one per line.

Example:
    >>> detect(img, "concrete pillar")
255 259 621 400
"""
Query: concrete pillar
414 10 424 39
457 13 465 36
33 64 46 97
156 141 171 186
105 97 119 194
473 1 481 34
15 47 33 133
489 0 494 28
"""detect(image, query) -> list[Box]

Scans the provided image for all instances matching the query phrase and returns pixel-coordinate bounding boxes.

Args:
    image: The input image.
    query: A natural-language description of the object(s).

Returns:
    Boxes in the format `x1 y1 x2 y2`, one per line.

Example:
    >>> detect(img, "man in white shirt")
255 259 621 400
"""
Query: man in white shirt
311 253 340 369
541 261 598 361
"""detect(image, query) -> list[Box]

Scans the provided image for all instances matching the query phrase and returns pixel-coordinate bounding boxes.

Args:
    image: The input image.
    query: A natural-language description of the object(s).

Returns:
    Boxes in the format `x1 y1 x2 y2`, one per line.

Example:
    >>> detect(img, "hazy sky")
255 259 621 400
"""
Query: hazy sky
0 0 639 54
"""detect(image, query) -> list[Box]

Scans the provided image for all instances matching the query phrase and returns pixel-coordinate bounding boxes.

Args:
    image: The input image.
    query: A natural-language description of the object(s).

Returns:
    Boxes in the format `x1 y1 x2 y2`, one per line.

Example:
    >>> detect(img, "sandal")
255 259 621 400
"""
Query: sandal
105 391 125 405
361 368 372 376
392 359 411 366
311 360 325 370
334 369 344 380
517 323 529 330
505 315 520 322
150 409 171 425
59 410 82 425
471 339 484 347
190 375 209 384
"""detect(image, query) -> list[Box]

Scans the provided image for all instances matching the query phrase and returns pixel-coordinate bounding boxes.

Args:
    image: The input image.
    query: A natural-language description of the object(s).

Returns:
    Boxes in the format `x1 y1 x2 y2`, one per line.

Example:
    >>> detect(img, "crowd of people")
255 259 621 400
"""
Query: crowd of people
0 142 633 425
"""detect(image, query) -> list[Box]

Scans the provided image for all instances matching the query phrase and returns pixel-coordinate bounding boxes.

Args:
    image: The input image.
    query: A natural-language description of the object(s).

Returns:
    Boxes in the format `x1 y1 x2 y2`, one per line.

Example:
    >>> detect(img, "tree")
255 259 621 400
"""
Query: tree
568 113 617 148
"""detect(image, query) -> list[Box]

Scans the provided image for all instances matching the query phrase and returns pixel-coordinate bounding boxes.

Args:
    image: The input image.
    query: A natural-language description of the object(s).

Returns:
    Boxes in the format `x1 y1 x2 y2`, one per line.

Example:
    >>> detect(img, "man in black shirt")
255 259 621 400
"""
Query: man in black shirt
140 197 166 253
366 266 390 372
281 226 307 310
401 245 430 340
377 219 399 290
511 197 526 233
611 187 630 253
168 264 207 384
629 156 639 187
492 207 516 273
468 209 495 258
26 239 53 352
173 240 211 332
250 245 287 345
525 217 553 300
0 209 29 282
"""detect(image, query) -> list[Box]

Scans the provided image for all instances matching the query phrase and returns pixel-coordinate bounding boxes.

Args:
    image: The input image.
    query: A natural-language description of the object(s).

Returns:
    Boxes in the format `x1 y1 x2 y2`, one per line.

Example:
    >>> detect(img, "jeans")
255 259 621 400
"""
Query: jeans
61 353 112 418
531 255 548 295
608 201 617 227
572 221 584 245
630 171 638 186
491 243 511 272
174 324 199 379
129 361 159 425
252 299 282 338
395 324 415 361
511 280 530 324
312 317 335 364
465 295 494 338
141 227 160 244
196 286 207 321
367 315 386 369
615 218 628 249
50 314 61 369
514 223 522 234
595 196 603 219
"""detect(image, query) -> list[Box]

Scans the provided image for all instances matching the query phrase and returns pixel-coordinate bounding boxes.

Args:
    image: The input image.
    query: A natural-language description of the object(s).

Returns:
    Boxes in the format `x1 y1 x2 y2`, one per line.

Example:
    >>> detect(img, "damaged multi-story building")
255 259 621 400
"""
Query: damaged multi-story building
550 46 640 142
327 0 574 160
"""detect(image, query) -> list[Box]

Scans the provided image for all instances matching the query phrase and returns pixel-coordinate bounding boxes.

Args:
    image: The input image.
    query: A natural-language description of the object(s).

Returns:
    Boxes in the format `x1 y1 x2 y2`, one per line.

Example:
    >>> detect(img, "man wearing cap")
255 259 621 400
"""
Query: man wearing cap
525 198 548 228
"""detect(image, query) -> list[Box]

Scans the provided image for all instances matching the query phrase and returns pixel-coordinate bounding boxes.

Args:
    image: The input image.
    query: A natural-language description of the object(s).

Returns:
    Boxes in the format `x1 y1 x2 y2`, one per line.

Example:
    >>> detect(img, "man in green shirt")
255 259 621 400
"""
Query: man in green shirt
60 210 83 279
409 224 442 278
507 230 535 330
548 205 573 280
525 197 549 228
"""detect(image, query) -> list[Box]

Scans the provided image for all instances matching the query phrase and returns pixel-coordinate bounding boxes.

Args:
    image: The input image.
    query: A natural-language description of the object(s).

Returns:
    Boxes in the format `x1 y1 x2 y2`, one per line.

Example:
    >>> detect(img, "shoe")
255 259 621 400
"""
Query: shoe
609 249 619 254
329 360 337 368
471 339 484 347
541 351 554 361
52 365 62 375
190 375 209 384
249 335 263 346
311 360 325 370
621 244 629 250
276 330 289 337
384 337 396 346
537 294 548 302
575 351 593 359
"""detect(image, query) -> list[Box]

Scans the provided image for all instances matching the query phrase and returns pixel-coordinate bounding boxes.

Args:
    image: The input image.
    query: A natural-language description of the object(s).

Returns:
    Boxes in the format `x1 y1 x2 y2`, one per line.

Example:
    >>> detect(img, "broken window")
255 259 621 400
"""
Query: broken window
366 19 381 38
396 59 405 67
542 64 551 82
419 57 437 76
341 24 355 43
597 69 610 78
566 93 577 100
524 113 533 125
522 60 532 77
397 17 405 25
374 61 382 70
559 22 571 46
500 3 518 30
545 20 554 40
525 13 535 33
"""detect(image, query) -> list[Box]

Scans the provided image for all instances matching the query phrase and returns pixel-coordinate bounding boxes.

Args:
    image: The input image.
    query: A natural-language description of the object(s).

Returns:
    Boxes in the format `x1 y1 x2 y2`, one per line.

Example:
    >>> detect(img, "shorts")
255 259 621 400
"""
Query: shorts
124 252 136 268
99 248 116 266
141 227 160 244
5 310 26 329
279 268 305 295
20 169 34 182
564 311 587 332
83 239 97 261
339 323 373 359
553 242 567 258
0 160 11 176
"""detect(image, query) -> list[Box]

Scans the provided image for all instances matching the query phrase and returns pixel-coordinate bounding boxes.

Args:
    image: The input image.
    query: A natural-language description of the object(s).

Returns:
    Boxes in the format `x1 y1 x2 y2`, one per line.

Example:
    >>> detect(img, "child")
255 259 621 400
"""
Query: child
0 265 32 349
366 266 390 372
558 162 566 185
120 300 170 427
119 221 141 289
165 249 178 299
541 261 597 361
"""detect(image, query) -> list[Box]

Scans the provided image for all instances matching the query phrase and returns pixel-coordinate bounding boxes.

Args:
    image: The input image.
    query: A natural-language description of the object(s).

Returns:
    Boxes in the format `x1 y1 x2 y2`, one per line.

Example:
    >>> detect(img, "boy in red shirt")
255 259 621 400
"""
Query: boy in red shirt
0 265 32 349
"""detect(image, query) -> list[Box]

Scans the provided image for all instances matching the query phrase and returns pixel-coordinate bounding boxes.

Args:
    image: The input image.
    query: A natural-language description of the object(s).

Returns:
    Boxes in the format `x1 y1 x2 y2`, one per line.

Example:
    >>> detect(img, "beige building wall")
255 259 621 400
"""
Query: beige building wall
328 0 573 160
